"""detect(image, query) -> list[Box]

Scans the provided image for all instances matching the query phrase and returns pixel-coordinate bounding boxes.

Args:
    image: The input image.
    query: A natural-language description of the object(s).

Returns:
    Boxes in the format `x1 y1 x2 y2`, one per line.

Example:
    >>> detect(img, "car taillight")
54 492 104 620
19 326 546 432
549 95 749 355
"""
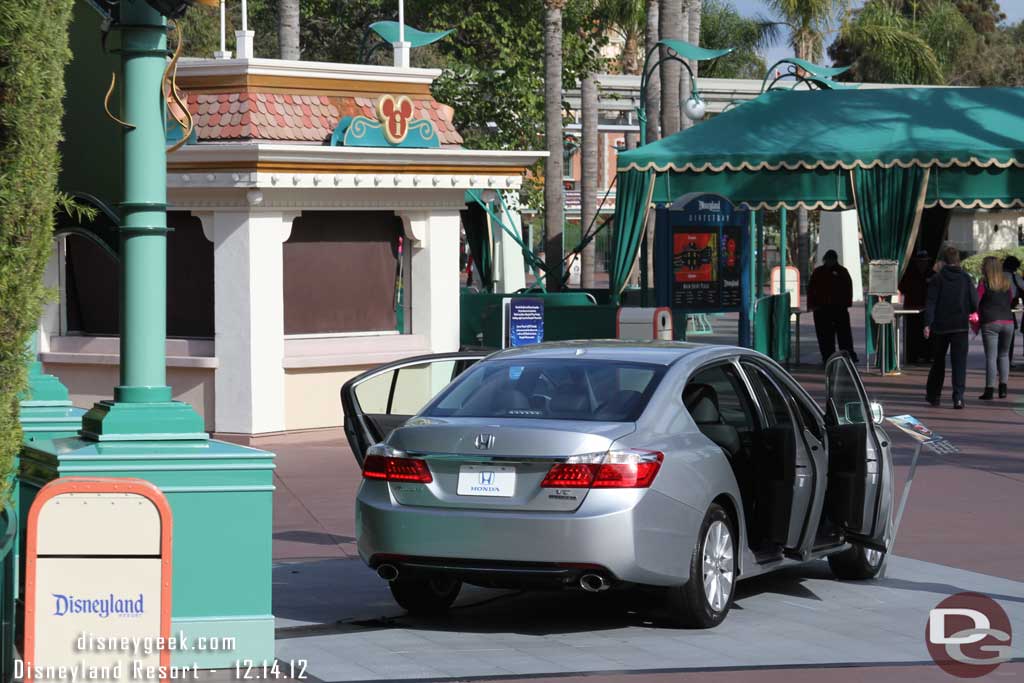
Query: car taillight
362 454 433 483
541 450 663 489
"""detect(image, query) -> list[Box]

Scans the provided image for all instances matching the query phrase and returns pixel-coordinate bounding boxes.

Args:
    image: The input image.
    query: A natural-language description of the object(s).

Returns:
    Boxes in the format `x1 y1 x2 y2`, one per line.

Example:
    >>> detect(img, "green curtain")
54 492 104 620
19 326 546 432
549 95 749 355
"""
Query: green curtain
460 203 493 291
852 166 930 372
609 169 655 305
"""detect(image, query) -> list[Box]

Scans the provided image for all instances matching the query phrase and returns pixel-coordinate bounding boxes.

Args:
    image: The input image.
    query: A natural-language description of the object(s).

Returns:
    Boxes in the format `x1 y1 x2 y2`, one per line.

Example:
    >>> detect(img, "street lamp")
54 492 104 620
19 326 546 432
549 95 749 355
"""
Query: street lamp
637 38 733 146
760 57 854 93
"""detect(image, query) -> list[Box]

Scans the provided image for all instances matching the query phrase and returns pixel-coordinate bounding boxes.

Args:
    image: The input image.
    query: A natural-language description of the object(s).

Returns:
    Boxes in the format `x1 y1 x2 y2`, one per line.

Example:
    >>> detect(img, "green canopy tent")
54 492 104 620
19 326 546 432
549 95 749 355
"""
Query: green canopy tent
611 87 1024 368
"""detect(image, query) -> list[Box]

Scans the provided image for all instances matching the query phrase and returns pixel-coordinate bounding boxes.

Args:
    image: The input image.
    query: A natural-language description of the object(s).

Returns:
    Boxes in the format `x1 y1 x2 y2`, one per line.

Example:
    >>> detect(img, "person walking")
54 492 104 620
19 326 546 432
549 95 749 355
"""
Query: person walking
1002 255 1024 365
808 249 857 364
976 256 1017 399
924 246 978 409
899 250 933 364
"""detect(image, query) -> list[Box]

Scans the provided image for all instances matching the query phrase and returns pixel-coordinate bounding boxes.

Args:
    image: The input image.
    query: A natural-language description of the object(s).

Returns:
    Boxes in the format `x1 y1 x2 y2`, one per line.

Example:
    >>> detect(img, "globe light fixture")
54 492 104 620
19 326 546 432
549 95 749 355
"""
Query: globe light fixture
684 93 707 121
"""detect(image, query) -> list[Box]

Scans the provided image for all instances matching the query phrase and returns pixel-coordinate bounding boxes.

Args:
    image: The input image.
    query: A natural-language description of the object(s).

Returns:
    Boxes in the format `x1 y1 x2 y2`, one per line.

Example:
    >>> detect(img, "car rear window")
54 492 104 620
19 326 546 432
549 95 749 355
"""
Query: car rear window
422 358 667 422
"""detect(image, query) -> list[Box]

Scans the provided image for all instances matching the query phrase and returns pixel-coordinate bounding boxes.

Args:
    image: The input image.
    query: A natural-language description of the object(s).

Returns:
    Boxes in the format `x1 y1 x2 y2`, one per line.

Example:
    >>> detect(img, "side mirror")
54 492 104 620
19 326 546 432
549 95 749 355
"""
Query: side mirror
870 402 885 425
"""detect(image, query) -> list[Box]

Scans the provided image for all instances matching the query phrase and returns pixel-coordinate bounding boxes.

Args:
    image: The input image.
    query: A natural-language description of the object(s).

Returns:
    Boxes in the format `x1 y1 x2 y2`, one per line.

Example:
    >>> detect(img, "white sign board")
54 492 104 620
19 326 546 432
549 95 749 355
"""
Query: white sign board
871 301 896 325
25 478 173 683
868 259 899 296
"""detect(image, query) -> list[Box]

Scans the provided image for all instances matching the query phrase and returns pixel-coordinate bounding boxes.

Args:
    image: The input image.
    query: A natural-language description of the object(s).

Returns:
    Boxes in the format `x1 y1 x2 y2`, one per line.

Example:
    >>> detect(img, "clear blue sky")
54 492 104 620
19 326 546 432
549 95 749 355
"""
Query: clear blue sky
728 0 1024 68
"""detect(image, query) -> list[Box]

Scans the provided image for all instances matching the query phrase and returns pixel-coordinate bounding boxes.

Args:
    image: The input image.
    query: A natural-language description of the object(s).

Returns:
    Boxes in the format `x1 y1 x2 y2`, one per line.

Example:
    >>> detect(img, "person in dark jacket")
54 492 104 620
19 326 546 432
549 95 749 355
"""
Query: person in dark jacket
808 250 857 364
899 250 933 364
924 246 979 409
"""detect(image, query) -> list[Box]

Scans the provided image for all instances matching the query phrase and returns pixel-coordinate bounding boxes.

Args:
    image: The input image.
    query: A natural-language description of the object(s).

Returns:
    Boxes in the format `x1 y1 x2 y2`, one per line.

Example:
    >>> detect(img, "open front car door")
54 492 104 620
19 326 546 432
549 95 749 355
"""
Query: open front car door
340 352 487 465
823 353 889 553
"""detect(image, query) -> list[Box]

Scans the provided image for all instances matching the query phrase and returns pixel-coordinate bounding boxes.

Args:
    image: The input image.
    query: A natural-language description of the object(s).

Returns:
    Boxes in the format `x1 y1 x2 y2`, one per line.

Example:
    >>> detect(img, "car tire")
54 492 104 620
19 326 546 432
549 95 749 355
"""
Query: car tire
389 575 462 615
666 503 736 628
828 543 885 580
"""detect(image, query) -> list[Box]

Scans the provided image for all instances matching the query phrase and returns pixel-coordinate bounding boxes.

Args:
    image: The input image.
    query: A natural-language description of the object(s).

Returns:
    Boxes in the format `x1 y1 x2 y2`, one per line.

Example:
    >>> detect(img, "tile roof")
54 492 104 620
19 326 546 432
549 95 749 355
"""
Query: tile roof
187 92 463 146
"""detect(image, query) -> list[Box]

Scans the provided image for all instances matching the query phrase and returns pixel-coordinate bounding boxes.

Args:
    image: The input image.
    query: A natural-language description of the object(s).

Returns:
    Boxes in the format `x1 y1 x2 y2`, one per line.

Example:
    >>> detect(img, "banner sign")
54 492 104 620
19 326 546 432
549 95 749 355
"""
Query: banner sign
503 298 544 348
24 478 173 683
655 194 750 313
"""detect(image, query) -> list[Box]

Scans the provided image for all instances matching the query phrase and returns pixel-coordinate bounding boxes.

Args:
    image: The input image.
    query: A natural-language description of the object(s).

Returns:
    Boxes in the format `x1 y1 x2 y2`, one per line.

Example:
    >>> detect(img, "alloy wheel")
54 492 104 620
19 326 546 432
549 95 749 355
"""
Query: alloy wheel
702 520 735 612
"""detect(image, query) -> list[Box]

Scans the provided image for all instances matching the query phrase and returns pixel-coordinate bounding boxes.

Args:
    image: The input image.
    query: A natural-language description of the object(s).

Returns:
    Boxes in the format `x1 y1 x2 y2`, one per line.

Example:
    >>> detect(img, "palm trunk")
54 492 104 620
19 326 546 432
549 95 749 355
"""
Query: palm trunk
543 0 566 291
622 32 641 75
278 0 301 60
658 0 682 137
644 0 660 144
680 0 701 130
794 42 811 285
581 76 599 290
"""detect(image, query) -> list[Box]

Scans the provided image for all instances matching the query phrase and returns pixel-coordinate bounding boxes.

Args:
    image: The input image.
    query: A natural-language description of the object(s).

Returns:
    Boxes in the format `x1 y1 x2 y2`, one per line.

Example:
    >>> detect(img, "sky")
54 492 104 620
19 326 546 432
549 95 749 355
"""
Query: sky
729 0 1024 68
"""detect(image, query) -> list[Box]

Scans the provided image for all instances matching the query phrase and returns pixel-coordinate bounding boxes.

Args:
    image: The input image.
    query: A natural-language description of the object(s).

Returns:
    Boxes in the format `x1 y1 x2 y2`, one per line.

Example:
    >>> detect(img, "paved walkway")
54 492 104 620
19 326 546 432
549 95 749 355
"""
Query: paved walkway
264 307 1024 682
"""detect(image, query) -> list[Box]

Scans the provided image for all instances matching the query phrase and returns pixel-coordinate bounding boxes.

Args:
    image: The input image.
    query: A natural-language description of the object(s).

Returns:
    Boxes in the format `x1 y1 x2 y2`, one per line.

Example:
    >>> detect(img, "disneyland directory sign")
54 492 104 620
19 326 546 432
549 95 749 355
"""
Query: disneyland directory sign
654 193 749 313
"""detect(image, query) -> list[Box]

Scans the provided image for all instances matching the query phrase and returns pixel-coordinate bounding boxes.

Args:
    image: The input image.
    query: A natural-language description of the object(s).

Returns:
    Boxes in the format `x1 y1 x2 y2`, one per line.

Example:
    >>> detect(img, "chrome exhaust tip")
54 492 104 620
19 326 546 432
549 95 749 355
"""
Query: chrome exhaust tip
579 573 609 592
376 564 399 582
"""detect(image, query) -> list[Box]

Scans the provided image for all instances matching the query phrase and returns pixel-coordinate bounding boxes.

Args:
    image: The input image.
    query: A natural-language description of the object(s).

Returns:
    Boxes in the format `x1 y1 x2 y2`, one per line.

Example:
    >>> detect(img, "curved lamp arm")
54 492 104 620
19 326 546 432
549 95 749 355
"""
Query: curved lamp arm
637 39 733 145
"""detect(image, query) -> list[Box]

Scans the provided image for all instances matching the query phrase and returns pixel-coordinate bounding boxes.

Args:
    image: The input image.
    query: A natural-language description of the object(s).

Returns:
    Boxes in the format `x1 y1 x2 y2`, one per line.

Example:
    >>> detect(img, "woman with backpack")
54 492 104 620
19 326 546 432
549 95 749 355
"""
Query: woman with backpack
1003 255 1024 365
976 256 1017 400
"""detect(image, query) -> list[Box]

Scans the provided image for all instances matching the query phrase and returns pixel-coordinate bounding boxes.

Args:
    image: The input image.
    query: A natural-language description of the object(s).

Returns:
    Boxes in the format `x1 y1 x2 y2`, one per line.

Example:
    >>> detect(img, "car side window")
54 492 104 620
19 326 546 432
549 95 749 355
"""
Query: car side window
685 364 756 431
743 362 823 441
743 365 795 430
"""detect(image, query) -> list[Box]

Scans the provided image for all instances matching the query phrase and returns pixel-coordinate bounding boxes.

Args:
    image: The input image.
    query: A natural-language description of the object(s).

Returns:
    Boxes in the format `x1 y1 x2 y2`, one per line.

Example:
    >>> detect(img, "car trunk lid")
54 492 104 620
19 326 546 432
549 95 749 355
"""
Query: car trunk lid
383 418 636 512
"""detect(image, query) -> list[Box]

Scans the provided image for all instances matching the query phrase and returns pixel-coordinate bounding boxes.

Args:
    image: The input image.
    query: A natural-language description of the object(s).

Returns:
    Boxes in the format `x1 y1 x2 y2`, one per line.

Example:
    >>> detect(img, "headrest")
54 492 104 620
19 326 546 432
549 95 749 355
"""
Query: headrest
684 383 721 424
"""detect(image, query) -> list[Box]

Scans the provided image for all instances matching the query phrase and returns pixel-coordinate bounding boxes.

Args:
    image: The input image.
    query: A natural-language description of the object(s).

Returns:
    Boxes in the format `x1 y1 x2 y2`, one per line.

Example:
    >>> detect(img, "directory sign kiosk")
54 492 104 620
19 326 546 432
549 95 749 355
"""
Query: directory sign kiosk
654 193 752 344
24 478 173 683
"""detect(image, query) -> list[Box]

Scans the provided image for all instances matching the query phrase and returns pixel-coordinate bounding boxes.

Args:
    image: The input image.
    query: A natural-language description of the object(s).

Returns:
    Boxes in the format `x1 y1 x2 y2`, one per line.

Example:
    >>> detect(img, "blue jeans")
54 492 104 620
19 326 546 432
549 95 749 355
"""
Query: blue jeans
982 322 1013 387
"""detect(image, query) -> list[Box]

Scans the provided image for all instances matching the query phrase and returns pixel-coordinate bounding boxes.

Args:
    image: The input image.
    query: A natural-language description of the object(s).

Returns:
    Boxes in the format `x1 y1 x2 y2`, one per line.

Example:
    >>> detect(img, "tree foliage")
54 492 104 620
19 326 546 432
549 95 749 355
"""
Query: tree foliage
700 0 774 78
765 0 848 62
0 0 75 499
829 0 1015 85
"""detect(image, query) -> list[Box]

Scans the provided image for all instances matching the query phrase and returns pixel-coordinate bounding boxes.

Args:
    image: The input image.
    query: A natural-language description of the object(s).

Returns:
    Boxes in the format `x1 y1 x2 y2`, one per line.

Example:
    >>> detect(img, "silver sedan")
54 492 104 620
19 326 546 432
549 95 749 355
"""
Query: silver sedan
341 342 893 628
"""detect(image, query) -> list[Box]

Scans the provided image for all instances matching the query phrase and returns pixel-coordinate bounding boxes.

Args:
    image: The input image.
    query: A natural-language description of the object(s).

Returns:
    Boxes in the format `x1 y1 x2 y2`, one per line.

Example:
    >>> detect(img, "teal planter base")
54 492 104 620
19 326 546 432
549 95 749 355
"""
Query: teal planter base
20 436 276 666
20 406 87 444
80 400 208 441
171 615 275 668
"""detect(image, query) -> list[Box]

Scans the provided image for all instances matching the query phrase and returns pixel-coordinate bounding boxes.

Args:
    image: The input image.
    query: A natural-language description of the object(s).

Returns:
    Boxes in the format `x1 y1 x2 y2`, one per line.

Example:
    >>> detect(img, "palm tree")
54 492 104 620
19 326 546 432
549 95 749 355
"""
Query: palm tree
581 76 599 289
764 0 848 283
658 0 684 136
679 0 702 129
765 0 847 63
597 0 647 74
830 0 951 84
644 0 661 144
543 0 567 291
279 0 301 60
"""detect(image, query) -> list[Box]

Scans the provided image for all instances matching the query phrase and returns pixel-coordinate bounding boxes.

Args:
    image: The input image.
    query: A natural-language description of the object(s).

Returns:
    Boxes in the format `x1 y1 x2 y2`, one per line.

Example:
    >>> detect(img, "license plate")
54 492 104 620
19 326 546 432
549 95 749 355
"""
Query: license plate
457 465 515 497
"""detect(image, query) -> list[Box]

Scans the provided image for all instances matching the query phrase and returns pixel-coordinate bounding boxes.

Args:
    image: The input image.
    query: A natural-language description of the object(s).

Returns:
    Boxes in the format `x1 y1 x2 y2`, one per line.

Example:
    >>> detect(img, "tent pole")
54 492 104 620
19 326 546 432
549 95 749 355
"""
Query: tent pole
780 206 788 273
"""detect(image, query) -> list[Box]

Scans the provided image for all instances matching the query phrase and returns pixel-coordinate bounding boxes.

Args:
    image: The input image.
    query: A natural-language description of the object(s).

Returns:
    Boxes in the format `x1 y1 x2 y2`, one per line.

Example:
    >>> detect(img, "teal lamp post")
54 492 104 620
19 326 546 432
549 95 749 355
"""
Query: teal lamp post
20 0 275 666
634 39 733 304
636 39 733 146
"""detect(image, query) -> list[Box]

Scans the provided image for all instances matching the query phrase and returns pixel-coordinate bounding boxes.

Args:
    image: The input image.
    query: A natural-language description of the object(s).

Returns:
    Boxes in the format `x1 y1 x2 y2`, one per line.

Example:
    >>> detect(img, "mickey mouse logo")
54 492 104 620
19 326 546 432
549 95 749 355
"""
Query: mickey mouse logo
377 95 415 145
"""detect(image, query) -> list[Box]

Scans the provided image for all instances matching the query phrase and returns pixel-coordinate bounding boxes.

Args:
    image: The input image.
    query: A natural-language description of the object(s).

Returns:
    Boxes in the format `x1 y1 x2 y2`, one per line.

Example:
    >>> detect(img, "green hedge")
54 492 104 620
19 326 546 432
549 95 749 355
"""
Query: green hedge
0 1 75 503
962 247 1024 280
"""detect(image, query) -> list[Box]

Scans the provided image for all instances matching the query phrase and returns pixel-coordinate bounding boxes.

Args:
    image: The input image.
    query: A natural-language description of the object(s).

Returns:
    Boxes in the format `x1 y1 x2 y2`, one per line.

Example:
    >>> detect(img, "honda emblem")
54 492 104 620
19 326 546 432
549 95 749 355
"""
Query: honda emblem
474 434 495 450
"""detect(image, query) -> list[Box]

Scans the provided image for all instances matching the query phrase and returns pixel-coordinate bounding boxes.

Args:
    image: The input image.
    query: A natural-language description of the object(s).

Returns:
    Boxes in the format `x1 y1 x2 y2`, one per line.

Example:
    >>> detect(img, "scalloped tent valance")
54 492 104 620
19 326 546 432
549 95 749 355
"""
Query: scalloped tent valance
617 87 1024 210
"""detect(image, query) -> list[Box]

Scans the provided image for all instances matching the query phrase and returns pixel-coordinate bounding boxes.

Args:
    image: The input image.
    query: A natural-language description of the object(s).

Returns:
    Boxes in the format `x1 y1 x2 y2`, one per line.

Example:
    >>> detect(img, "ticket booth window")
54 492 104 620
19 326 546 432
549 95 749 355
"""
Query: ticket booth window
65 211 214 338
283 211 405 336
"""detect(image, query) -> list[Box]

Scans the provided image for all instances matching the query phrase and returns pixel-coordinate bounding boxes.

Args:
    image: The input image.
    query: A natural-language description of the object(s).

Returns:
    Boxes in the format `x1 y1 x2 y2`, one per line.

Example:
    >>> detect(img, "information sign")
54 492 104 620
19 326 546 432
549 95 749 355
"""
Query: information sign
503 298 544 348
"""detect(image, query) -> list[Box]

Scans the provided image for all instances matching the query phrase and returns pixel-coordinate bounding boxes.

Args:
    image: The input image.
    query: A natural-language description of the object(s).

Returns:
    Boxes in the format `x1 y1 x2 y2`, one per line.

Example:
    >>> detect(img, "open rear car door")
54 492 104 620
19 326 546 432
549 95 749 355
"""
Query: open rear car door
340 352 486 465
823 352 889 552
